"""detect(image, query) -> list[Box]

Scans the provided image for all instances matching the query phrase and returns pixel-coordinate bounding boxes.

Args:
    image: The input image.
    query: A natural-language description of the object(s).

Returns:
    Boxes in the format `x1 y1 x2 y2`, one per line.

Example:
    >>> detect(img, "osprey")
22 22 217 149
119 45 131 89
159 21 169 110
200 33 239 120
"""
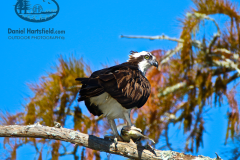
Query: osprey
76 51 158 140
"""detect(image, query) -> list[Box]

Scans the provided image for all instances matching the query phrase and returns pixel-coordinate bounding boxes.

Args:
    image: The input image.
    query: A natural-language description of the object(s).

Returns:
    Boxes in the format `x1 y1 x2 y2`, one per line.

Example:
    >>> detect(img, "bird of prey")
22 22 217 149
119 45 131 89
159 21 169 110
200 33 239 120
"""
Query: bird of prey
76 51 158 140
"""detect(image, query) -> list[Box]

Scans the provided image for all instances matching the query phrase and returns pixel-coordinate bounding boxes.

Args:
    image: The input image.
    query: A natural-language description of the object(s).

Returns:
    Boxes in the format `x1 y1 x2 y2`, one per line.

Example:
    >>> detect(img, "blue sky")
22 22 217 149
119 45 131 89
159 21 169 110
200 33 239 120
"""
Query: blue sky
0 0 237 159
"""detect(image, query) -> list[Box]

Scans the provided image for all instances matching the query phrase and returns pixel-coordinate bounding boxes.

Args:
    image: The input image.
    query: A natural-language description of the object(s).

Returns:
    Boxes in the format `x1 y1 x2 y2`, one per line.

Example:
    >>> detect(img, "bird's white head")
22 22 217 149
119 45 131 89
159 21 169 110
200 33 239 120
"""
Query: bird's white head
128 51 158 75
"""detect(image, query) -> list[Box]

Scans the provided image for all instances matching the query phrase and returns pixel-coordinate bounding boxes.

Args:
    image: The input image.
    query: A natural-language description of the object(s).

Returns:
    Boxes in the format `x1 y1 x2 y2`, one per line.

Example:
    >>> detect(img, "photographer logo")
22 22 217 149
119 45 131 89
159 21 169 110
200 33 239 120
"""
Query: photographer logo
14 0 59 23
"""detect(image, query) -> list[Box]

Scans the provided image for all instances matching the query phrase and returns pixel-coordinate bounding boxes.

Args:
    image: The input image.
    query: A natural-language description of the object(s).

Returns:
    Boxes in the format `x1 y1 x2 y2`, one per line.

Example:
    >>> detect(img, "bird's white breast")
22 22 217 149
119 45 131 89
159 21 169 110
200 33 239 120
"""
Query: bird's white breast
138 60 151 75
90 92 131 120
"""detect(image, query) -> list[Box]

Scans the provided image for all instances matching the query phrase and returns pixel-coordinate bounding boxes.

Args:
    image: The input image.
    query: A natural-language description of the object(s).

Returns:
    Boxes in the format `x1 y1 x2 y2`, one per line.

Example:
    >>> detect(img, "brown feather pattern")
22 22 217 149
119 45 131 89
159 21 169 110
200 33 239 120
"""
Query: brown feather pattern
76 62 151 116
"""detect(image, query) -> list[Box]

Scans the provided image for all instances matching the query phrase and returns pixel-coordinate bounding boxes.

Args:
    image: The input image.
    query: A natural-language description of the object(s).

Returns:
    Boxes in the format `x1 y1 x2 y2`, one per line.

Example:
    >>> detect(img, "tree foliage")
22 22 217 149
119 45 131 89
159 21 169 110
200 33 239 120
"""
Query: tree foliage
0 56 102 159
130 0 240 153
1 0 240 159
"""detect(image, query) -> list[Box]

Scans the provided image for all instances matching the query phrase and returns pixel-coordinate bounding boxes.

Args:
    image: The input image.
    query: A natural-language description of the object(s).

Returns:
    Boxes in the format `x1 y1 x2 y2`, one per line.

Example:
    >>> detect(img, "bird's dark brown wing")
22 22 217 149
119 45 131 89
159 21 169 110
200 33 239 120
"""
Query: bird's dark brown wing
76 63 151 111
76 77 104 101
76 64 130 101
76 77 104 116
97 67 151 109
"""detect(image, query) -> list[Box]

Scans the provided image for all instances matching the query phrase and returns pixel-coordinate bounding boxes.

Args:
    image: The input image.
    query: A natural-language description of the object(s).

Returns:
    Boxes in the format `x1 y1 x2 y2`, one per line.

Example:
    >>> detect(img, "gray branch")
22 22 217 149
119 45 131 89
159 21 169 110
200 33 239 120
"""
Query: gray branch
120 34 184 43
158 82 194 97
0 123 221 160
160 44 183 66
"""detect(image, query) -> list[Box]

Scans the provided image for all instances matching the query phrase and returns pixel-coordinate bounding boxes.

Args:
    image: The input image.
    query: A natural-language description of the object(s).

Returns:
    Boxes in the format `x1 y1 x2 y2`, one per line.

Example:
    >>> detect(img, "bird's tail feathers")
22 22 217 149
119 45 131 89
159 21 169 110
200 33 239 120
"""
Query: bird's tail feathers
75 78 89 83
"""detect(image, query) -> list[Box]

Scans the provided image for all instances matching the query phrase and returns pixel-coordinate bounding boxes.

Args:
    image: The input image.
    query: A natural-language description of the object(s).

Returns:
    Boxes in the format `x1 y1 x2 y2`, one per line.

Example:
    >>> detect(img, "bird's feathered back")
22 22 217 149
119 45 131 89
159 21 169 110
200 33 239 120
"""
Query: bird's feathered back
77 64 150 112
76 51 156 116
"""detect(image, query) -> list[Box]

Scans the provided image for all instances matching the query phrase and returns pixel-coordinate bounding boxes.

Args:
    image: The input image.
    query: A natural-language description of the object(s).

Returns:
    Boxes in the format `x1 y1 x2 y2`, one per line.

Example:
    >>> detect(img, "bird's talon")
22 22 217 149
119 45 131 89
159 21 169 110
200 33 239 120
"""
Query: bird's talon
117 136 124 141
114 137 118 144
145 142 154 150
104 135 115 140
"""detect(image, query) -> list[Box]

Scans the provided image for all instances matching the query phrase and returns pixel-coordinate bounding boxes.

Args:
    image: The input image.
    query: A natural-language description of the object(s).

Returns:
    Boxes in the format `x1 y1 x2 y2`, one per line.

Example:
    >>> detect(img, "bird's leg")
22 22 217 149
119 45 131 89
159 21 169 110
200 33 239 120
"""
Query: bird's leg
107 118 123 141
123 111 133 127
123 111 142 133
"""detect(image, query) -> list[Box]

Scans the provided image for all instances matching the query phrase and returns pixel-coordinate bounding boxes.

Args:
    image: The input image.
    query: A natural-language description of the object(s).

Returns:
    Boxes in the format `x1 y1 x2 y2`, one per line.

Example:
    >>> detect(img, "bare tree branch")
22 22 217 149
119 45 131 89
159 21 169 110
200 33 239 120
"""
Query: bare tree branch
160 44 183 66
0 123 221 160
120 34 183 43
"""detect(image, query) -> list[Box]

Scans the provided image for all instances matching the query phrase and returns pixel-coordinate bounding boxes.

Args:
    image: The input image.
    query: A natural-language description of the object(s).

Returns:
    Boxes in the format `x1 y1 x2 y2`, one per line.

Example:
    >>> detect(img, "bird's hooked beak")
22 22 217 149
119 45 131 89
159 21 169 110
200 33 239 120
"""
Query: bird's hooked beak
152 60 158 68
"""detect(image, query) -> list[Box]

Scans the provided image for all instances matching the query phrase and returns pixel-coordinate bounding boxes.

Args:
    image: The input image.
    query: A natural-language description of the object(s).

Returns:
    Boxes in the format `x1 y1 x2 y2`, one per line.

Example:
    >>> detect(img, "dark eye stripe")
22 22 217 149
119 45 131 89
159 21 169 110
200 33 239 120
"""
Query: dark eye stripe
149 56 153 60
148 54 153 60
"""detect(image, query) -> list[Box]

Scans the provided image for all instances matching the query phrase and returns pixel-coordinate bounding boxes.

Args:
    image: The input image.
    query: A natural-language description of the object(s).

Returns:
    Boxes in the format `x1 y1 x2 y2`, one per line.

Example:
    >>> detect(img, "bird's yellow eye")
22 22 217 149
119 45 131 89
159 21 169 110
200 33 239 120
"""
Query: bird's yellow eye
144 55 149 59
